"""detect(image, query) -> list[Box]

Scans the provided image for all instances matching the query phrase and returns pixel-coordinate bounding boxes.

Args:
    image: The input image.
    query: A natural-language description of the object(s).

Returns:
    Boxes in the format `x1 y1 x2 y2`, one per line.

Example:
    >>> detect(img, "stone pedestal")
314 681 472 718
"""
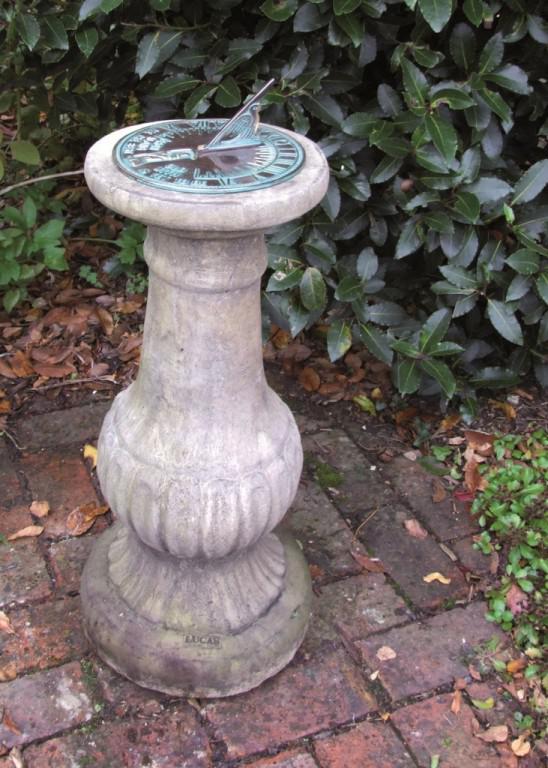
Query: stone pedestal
80 123 329 696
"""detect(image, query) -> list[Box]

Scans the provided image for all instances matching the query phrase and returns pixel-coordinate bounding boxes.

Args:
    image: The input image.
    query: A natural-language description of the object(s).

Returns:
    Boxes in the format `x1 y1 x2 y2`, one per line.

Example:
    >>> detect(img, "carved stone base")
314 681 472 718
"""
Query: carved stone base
80 523 312 697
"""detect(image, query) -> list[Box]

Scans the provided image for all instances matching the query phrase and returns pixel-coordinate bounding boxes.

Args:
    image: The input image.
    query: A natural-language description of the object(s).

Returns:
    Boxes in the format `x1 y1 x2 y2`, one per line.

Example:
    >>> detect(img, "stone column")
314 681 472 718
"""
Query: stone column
81 124 329 697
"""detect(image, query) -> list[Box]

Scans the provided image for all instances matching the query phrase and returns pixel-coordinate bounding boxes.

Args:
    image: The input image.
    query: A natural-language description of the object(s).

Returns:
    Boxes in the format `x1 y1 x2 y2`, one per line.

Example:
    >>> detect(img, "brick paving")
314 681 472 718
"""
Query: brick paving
0 394 542 766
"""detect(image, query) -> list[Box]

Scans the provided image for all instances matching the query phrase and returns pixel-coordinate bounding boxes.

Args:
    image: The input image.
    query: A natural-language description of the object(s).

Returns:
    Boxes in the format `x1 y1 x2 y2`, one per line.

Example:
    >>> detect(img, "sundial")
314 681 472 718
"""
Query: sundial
114 79 304 194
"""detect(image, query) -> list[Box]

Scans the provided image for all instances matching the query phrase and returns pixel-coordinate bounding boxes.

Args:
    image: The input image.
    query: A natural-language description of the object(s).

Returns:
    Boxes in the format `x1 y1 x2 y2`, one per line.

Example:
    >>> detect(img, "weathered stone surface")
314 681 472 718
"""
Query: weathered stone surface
0 541 51 607
0 442 22 506
205 648 377 760
21 452 101 538
246 750 318 768
452 537 492 575
356 602 505 700
314 573 412 643
381 456 479 541
391 693 501 768
0 597 88 675
0 505 32 539
48 535 96 594
287 480 366 582
93 659 172 718
22 707 211 767
314 721 415 767
81 124 329 697
0 662 93 751
302 429 394 514
13 401 110 451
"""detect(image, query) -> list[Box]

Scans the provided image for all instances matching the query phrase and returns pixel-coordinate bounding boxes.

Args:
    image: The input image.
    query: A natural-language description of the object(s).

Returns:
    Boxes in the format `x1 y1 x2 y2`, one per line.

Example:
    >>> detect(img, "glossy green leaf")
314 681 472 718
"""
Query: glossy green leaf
335 276 363 302
75 27 99 58
327 319 352 361
420 358 456 397
487 299 524 345
357 248 379 281
16 14 40 51
300 267 327 310
302 93 343 127
154 75 200 98
394 357 421 394
10 140 41 165
266 269 304 292
401 59 429 107
506 250 540 276
370 156 403 183
479 88 511 124
453 191 480 223
260 0 298 22
42 16 68 50
420 308 451 352
396 217 423 258
215 76 241 107
485 65 529 95
424 211 454 233
342 112 377 138
450 23 476 71
184 84 218 118
369 133 411 159
478 32 504 74
463 0 483 27
506 274 531 302
358 323 393 364
293 3 325 32
430 88 476 110
333 0 361 14
439 264 479 289
135 31 182 78
511 160 548 206
425 113 458 163
537 273 548 304
465 177 512 204
418 0 452 33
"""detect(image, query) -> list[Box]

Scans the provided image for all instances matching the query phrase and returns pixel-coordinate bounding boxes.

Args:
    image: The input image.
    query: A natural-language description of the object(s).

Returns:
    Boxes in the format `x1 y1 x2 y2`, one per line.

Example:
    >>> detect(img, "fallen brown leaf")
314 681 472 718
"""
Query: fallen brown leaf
32 361 76 378
404 518 428 539
271 327 291 349
7 525 44 541
476 725 509 743
298 366 321 392
468 664 482 681
376 645 397 661
394 407 417 425
432 478 447 503
0 358 17 379
0 610 15 635
438 413 461 433
506 584 529 616
0 663 17 682
423 571 451 584
510 736 531 757
318 381 345 396
506 658 527 675
66 503 109 536
0 398 11 414
350 549 385 573
1 709 21 735
95 306 114 336
451 689 462 714
29 500 50 518
464 455 488 494
8 350 35 378
489 399 517 420
308 564 325 580
344 352 362 370
464 430 495 456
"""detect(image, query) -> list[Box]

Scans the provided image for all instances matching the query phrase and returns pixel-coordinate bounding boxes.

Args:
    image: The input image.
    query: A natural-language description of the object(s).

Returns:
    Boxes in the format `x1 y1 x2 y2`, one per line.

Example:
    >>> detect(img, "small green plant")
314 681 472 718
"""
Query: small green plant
314 460 344 490
473 430 547 651
0 186 68 311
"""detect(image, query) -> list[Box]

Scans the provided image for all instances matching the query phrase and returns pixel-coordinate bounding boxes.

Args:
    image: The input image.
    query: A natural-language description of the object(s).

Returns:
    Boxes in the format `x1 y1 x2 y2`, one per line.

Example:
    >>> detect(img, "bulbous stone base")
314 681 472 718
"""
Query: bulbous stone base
80 523 312 697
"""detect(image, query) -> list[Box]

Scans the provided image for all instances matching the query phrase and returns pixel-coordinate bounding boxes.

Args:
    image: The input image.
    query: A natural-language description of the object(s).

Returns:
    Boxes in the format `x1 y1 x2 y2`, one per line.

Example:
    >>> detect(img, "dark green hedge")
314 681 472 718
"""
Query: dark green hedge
1 0 547 401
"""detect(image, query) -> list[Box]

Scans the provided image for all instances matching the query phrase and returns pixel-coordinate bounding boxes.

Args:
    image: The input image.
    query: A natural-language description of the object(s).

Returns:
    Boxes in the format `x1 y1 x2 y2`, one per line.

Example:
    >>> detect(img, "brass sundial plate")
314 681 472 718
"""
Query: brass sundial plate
113 119 304 194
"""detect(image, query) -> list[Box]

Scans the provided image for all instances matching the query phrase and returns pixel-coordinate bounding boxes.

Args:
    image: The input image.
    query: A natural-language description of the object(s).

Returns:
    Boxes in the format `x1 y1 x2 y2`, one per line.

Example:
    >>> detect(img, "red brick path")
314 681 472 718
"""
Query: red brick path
0 398 542 767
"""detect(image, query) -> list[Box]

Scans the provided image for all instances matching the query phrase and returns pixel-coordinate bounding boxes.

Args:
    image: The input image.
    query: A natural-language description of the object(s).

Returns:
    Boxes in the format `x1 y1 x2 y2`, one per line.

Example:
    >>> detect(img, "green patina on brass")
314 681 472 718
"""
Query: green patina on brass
113 79 304 194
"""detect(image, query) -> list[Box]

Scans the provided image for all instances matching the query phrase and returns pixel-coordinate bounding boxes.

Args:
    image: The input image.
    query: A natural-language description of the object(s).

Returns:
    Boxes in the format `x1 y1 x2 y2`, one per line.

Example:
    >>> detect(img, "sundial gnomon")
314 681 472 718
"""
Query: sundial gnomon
114 79 304 194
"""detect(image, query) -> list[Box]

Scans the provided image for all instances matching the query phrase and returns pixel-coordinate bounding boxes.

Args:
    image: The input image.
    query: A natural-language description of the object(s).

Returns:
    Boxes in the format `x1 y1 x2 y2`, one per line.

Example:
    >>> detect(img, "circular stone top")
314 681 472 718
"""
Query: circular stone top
85 122 329 234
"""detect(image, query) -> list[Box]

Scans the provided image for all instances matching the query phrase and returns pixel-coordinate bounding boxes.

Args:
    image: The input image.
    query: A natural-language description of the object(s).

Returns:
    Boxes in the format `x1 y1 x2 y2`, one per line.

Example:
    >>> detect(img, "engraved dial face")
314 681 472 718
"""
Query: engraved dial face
113 119 304 194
